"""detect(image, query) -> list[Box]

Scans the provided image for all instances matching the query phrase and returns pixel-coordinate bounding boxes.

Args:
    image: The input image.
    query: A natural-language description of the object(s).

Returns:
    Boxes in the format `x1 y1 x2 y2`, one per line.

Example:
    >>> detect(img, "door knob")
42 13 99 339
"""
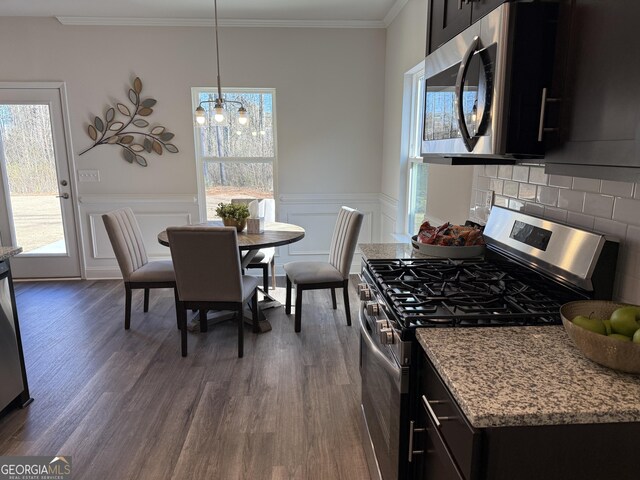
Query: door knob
56 193 70 199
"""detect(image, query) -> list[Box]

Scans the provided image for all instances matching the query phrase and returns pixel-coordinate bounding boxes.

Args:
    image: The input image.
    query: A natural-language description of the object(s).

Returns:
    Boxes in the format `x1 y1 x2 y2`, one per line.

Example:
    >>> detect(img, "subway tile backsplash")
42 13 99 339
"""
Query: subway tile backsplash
471 165 640 304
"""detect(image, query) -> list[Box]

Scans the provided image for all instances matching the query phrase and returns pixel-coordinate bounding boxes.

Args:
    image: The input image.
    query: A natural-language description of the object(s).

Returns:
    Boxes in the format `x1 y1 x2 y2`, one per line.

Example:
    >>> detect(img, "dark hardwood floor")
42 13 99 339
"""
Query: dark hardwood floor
0 277 371 480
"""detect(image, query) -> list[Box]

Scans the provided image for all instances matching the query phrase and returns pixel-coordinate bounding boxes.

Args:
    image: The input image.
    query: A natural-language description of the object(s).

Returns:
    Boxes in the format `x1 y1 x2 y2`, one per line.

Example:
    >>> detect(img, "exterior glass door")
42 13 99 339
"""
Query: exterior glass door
0 86 80 278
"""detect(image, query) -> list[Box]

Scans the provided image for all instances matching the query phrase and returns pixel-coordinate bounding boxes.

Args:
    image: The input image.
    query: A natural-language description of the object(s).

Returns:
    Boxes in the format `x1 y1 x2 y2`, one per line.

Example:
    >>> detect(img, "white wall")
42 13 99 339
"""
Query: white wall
0 18 385 277
380 0 474 239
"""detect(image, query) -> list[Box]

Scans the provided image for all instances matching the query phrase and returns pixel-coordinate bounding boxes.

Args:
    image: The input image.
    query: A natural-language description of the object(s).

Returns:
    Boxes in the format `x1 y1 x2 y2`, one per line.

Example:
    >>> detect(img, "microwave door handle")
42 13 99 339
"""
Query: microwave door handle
455 36 479 152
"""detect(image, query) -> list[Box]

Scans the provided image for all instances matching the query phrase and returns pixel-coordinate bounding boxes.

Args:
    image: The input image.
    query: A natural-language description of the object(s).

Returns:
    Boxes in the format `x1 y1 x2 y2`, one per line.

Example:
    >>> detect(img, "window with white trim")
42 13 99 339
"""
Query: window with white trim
192 88 276 221
405 69 428 236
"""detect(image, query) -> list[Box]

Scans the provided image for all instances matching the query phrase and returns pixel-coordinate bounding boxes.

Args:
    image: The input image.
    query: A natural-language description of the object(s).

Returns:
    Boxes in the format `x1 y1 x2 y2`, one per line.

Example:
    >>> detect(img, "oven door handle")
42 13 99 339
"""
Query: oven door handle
455 35 480 152
359 310 401 377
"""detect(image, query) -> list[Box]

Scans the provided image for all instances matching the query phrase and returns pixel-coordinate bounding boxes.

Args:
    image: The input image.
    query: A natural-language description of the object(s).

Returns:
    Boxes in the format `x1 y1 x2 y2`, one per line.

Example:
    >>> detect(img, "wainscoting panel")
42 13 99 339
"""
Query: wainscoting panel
276 193 379 275
79 194 199 279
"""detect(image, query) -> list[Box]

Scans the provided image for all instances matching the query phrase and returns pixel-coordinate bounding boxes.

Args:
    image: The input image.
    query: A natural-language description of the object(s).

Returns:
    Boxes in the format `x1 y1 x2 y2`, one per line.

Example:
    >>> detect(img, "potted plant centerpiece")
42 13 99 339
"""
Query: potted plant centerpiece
216 202 250 232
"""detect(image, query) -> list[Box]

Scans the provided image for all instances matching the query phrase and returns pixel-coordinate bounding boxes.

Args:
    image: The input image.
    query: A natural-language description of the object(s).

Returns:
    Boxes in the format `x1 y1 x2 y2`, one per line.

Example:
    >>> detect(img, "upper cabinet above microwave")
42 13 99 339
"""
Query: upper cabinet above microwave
427 0 507 54
543 0 640 182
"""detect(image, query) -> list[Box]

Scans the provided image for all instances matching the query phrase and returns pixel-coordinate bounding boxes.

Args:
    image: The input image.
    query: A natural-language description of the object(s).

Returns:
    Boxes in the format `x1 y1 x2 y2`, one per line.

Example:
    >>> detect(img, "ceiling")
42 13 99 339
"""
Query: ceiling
0 0 406 27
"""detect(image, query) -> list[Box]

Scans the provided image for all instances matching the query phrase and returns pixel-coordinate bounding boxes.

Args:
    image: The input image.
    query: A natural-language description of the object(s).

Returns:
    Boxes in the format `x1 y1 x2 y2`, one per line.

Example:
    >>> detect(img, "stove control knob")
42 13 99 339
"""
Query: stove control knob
359 286 372 301
366 302 381 316
379 328 394 345
376 319 389 333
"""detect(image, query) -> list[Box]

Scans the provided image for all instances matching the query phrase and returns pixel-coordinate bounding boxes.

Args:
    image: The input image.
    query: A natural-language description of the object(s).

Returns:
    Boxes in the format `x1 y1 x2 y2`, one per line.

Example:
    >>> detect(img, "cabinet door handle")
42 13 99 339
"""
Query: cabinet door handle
458 0 463 10
537 87 561 141
422 395 441 427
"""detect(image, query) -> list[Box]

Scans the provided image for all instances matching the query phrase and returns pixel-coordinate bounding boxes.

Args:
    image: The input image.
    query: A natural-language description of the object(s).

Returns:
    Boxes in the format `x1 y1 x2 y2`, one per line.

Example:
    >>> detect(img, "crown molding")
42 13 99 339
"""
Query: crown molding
383 0 409 27
56 16 386 28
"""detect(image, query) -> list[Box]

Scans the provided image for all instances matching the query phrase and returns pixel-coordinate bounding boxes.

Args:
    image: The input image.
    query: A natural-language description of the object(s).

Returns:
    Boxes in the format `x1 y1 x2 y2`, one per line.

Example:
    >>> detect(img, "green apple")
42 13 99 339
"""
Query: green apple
608 333 632 342
572 315 606 335
603 319 612 336
610 307 640 337
633 329 640 344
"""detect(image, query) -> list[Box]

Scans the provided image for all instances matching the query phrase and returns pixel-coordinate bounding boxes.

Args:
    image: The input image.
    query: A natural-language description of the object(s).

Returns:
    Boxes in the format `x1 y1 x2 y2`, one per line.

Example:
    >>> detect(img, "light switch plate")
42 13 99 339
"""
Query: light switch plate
485 189 494 209
78 169 100 182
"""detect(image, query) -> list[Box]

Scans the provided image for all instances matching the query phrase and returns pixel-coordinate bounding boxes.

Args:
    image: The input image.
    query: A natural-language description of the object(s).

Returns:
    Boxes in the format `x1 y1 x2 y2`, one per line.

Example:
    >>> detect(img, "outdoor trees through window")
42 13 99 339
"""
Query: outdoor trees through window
193 89 275 221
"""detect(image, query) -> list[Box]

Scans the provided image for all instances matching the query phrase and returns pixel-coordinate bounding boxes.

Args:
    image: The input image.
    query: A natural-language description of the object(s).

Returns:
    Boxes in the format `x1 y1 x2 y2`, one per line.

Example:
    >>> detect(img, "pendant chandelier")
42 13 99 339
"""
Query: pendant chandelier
194 0 248 126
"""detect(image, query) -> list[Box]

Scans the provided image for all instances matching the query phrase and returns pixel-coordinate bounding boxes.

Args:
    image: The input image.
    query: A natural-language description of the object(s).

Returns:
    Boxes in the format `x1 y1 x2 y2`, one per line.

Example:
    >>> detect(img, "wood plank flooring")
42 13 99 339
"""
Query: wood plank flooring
0 277 371 480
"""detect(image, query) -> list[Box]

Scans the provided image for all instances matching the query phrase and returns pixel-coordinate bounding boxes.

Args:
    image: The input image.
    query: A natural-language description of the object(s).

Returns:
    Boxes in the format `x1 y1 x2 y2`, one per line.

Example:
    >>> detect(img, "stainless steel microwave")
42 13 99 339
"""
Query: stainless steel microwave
421 2 558 164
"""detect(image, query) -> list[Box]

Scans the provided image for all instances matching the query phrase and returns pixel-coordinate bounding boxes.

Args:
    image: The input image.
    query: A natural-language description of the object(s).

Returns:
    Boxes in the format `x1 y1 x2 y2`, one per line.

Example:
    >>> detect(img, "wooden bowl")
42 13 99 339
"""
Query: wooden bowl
561 301 640 374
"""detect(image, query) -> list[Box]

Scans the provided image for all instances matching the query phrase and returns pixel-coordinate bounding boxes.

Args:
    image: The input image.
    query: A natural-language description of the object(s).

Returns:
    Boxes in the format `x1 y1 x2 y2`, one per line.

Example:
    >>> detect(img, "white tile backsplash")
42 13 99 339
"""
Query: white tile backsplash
557 189 585 212
543 206 567 223
503 180 519 198
572 177 601 193
497 165 513 180
518 183 537 201
548 174 573 188
613 197 640 226
601 180 634 198
566 212 595 230
583 193 614 218
512 166 529 182
536 186 559 206
528 167 548 185
476 175 491 191
469 166 640 304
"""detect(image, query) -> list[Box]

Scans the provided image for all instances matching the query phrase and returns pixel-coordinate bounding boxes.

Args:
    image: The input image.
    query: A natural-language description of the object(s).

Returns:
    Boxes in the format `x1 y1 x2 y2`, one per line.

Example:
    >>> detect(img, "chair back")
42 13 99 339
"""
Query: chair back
328 206 364 279
102 208 148 281
167 226 243 302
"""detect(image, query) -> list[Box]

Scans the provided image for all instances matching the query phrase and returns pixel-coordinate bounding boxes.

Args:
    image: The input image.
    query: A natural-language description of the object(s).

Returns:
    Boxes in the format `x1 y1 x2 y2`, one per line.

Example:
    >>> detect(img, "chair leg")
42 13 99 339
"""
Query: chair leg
173 287 181 330
270 256 276 290
178 302 188 357
331 288 337 309
295 285 303 333
343 279 351 327
262 264 268 291
199 310 208 333
143 288 150 312
124 283 132 330
252 290 259 333
237 305 244 358
285 275 292 315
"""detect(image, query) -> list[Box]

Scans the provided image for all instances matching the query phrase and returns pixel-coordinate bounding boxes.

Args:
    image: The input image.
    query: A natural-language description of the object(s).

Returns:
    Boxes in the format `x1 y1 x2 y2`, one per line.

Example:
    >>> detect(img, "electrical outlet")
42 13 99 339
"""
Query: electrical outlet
485 189 494 209
78 169 100 182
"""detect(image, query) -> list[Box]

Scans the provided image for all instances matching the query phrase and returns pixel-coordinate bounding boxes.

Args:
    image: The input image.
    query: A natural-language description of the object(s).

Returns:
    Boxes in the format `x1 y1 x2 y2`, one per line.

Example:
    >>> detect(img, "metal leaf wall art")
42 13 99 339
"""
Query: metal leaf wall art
79 77 178 167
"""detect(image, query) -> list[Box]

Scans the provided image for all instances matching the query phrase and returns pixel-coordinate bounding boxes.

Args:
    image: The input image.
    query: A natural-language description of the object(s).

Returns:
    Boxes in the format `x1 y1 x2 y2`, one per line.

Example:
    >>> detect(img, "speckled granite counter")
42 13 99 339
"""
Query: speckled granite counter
417 326 640 428
0 246 22 261
359 242 432 260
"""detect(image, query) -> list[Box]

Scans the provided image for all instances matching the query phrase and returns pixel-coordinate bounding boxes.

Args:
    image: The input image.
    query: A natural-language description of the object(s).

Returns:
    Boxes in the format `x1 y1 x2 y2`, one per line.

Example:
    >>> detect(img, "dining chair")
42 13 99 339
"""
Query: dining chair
166 226 259 357
284 206 364 332
232 198 277 290
102 208 176 330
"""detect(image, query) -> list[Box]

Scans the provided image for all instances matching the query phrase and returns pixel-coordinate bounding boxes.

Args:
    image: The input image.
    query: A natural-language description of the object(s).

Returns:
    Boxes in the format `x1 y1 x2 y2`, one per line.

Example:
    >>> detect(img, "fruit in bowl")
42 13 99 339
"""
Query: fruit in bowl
560 301 640 374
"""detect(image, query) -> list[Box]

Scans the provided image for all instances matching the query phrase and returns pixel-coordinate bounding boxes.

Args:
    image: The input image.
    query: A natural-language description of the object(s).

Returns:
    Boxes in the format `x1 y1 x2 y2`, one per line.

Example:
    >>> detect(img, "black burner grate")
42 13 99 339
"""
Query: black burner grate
366 258 574 328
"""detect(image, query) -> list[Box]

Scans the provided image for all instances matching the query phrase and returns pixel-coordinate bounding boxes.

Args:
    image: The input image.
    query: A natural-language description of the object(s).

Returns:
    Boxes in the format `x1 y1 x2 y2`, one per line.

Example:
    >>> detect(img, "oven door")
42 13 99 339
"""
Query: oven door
359 308 409 480
421 3 507 158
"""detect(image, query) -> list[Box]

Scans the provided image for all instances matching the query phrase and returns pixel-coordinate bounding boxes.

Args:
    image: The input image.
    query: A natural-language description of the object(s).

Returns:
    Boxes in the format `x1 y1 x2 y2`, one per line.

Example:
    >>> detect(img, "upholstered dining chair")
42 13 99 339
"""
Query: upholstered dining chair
166 226 260 357
284 206 364 332
102 208 176 330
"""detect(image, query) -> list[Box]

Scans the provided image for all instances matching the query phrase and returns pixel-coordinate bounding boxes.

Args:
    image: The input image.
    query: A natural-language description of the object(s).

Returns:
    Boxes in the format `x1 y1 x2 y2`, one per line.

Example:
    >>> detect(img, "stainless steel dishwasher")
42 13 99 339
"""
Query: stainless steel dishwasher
0 259 31 414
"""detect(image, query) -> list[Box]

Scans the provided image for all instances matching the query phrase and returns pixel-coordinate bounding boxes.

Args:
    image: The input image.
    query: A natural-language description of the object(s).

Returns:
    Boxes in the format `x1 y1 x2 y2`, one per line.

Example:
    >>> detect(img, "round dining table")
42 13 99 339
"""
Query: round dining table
158 221 305 332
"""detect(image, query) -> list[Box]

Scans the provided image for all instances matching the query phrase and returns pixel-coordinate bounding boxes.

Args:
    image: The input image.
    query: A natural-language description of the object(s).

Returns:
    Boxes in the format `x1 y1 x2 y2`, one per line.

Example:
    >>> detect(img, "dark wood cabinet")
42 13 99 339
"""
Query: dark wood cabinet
415 351 640 480
542 0 640 179
427 0 506 53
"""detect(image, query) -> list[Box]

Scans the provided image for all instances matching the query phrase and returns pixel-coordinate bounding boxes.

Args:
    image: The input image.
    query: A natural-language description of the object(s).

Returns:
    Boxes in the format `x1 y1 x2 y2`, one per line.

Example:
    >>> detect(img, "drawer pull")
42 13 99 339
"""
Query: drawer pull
408 420 425 462
422 395 456 428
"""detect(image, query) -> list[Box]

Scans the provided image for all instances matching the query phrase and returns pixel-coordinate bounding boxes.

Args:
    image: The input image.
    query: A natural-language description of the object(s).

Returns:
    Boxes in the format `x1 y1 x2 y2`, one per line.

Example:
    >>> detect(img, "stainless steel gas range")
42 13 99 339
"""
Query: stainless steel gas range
358 207 619 480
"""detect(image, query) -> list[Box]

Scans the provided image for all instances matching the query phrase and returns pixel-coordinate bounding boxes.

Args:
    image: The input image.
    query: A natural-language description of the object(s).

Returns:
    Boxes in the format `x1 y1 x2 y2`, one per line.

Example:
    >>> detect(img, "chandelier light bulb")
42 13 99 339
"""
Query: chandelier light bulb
195 106 206 125
214 104 225 123
238 107 248 125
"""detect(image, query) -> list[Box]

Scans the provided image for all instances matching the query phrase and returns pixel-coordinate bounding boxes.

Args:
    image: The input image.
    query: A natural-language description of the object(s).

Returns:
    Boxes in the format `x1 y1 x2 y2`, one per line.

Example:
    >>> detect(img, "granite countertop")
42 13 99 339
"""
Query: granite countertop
0 246 22 261
359 242 432 260
416 326 640 429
